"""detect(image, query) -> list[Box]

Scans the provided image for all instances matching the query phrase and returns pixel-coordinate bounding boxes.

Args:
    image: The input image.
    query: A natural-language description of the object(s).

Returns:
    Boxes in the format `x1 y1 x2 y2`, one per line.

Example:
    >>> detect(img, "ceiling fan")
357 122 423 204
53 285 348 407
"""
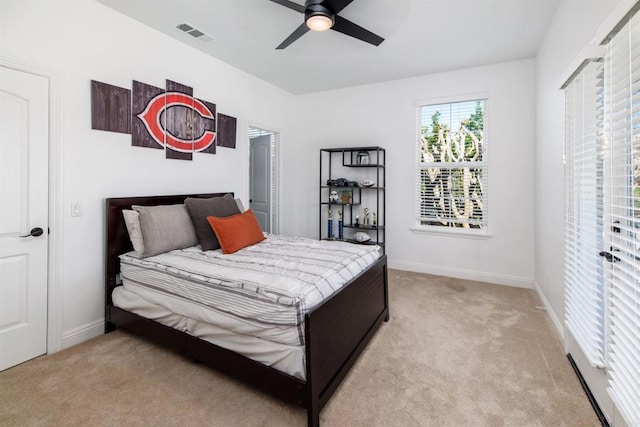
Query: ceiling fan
269 0 384 49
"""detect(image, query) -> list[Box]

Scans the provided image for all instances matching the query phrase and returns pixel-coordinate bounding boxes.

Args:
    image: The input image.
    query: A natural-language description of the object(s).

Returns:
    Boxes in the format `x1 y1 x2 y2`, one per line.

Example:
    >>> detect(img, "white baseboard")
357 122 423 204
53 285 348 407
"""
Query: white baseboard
61 319 104 349
388 259 534 289
533 280 564 341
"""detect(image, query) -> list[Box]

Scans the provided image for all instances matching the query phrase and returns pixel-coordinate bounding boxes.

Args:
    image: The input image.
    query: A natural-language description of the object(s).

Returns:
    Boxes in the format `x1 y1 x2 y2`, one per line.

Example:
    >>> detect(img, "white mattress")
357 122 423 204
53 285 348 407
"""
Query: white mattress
119 235 380 346
112 286 306 380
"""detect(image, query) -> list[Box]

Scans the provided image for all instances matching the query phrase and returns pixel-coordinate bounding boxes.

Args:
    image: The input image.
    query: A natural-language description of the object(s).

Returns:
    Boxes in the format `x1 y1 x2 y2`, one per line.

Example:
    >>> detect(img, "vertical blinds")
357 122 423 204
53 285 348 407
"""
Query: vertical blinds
604 11 640 426
564 59 606 368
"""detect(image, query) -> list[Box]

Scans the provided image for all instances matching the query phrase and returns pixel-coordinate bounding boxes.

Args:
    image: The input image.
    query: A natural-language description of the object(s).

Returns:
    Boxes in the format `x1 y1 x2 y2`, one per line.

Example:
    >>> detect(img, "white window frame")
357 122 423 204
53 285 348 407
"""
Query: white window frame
412 94 490 237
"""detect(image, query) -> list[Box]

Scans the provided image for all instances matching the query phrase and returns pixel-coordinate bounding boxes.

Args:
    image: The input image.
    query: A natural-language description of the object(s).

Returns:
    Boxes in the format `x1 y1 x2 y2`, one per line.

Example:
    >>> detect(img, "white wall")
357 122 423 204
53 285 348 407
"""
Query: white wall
535 1 632 425
284 60 537 287
1 0 295 348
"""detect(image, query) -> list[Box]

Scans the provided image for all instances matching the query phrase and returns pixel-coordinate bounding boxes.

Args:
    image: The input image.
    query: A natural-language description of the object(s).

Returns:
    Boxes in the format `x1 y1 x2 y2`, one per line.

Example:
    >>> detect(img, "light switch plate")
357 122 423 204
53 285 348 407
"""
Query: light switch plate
71 202 82 217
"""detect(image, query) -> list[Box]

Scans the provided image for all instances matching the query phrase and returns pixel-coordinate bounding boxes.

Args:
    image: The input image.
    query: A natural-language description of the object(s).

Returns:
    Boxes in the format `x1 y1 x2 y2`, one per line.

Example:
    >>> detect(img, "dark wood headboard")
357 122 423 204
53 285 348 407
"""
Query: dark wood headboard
104 193 231 307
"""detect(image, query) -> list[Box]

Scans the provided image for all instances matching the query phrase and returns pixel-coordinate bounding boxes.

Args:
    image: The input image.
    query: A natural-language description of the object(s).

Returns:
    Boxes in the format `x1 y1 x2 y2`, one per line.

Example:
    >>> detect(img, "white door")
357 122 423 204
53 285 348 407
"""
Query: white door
250 135 271 232
0 66 49 371
600 15 640 422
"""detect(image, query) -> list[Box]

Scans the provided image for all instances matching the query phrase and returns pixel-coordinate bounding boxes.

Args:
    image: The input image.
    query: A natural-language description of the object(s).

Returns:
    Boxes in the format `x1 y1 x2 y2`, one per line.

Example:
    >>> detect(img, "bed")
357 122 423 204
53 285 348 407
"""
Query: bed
105 193 389 426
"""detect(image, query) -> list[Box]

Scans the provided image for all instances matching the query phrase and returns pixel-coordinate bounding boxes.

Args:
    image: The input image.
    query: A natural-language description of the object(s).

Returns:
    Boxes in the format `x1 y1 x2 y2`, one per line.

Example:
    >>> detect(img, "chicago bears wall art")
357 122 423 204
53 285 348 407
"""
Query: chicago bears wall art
91 79 237 161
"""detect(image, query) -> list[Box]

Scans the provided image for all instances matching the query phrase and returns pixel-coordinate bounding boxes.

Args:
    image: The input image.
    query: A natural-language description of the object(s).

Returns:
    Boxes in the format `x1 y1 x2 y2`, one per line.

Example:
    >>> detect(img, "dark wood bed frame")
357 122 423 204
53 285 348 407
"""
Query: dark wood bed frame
105 193 389 426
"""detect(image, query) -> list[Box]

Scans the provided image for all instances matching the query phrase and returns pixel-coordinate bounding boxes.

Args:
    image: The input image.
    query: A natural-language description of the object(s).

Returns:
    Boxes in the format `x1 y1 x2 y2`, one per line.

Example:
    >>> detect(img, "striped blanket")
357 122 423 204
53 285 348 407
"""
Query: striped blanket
118 235 380 346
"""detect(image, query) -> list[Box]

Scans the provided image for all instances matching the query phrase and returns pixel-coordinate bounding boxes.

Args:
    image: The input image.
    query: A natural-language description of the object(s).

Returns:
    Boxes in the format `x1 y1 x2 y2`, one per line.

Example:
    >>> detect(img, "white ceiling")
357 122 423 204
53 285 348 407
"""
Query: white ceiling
98 0 560 94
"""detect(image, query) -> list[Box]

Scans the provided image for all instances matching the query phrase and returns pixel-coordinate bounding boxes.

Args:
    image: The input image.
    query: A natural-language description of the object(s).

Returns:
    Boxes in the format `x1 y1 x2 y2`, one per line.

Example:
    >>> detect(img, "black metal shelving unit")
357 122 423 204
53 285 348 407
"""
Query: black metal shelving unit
319 147 385 254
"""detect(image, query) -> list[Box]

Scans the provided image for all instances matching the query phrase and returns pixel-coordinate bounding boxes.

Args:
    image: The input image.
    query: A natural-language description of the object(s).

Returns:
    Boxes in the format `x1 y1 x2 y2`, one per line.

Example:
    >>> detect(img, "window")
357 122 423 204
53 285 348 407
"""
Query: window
416 99 488 231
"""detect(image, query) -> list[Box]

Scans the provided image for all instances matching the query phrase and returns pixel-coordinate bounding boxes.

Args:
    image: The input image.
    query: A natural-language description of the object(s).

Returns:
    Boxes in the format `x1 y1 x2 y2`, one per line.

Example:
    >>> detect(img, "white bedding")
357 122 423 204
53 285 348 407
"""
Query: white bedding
112 286 306 380
118 235 380 346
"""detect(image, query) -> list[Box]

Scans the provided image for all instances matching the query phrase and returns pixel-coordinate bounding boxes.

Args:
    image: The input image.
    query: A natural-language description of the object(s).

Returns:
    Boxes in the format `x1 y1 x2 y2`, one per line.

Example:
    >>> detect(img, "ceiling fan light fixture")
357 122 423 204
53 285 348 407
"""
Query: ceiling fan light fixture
306 14 333 31
304 3 334 31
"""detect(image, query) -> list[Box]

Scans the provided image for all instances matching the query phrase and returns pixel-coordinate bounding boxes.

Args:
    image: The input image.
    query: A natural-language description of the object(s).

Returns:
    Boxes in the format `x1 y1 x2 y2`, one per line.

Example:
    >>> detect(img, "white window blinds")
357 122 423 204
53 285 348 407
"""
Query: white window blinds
564 59 607 368
603 10 640 426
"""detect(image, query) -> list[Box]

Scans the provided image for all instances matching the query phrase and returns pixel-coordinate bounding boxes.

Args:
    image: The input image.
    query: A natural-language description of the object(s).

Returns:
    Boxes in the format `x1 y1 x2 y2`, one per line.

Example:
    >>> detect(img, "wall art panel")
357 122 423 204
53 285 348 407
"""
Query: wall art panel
217 113 237 149
91 80 131 134
132 80 165 150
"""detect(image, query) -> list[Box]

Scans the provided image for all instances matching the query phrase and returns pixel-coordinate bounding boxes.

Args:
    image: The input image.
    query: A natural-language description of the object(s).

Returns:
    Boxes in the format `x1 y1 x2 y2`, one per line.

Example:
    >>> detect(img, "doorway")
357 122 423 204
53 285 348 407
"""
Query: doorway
248 127 279 234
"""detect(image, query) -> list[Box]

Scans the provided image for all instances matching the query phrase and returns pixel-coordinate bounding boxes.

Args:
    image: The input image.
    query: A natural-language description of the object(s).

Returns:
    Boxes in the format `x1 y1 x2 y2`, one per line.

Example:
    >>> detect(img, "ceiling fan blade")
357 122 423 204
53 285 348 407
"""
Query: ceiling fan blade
322 0 353 14
276 22 310 49
332 15 384 46
269 0 305 13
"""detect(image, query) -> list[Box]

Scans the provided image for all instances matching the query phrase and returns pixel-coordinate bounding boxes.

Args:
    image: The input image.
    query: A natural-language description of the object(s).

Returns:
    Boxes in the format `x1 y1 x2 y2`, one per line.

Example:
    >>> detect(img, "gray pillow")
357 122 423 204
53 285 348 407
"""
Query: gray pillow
185 194 240 251
131 204 198 257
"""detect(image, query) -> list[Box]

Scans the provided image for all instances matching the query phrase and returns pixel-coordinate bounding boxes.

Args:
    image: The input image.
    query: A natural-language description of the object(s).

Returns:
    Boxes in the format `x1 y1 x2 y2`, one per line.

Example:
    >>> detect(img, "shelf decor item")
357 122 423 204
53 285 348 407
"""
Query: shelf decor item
354 232 371 242
338 210 344 240
341 190 351 204
363 208 370 227
327 208 334 239
357 150 371 165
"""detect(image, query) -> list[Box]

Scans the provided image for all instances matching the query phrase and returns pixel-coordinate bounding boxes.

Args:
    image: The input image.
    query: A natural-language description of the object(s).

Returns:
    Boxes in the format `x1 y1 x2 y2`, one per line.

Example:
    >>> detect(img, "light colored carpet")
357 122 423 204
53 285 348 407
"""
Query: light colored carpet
1 269 599 426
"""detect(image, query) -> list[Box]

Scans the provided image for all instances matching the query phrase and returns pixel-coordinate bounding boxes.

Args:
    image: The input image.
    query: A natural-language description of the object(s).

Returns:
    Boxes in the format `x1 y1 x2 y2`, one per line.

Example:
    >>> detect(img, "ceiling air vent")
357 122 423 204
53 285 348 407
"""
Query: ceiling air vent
175 23 215 43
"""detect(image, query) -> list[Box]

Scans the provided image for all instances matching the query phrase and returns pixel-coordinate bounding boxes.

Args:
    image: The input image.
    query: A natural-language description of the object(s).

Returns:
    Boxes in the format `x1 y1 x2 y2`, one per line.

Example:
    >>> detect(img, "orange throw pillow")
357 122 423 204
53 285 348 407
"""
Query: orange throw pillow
207 209 265 254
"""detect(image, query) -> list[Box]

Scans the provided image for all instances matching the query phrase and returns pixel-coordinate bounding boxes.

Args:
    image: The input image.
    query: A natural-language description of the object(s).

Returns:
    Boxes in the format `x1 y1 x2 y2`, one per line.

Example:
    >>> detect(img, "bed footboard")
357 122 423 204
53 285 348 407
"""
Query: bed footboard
304 254 389 426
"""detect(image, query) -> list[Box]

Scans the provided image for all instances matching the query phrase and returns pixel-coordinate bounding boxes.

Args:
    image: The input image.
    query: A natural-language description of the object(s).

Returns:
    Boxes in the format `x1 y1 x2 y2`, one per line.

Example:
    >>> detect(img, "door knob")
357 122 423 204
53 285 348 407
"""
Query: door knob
19 227 44 238
599 249 620 263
